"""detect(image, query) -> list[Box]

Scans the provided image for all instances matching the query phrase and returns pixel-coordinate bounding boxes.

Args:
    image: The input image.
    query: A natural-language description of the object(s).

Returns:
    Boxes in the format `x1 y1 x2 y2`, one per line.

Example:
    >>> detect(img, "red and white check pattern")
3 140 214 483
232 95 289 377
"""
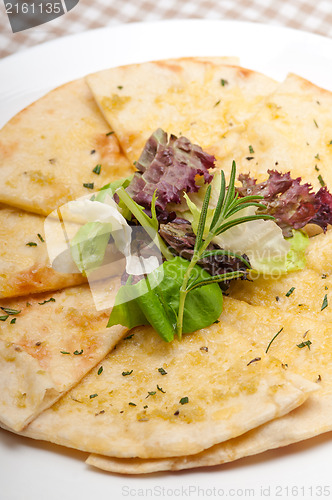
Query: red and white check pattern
0 0 332 59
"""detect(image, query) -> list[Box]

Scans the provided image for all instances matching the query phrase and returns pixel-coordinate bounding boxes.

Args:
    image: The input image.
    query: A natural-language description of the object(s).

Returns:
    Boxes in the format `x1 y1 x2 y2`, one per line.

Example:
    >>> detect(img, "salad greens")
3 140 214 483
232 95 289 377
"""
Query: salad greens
107 256 225 342
64 129 332 342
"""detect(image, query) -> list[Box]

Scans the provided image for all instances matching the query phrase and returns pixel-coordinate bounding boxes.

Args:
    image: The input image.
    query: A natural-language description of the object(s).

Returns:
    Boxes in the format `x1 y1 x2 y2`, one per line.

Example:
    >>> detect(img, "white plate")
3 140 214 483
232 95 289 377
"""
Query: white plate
1 20 332 500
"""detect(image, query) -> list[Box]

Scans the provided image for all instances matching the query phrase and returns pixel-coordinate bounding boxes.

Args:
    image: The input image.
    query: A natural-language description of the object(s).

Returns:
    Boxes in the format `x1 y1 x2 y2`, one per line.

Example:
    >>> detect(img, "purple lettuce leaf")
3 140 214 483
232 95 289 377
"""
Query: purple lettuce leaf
237 170 332 237
126 128 215 211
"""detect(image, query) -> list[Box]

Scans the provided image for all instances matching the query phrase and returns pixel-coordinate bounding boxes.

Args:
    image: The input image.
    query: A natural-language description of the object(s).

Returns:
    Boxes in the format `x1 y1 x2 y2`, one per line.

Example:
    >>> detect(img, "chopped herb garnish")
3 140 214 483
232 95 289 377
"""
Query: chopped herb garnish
128 402 136 406
38 298 55 305
315 165 320 171
73 349 83 355
143 405 148 409
106 131 114 136
318 174 326 187
179 397 189 405
321 294 328 311
117 85 123 90
146 391 156 398
276 296 280 301
10 318 16 324
1 307 21 315
89 393 98 399
315 153 320 160
249 145 254 154
158 367 167 375
314 119 319 128
220 79 228 86
297 340 312 350
214 100 221 107
266 327 284 353
26 242 37 247
247 357 261 366
124 334 134 340
246 156 254 161
285 287 295 297
26 302 32 307
37 233 45 242
60 351 70 355
92 164 101 175
83 182 94 189
97 366 103 375
0 315 9 322
122 370 133 376
322 274 327 279
90 149 96 154
157 385 166 393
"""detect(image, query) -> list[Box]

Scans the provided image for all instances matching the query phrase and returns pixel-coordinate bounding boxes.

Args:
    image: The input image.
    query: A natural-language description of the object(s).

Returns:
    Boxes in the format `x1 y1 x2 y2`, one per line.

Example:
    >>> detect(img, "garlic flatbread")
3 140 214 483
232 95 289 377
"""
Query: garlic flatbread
0 284 126 431
17 322 315 459
86 295 332 474
86 59 278 169
221 73 332 191
0 78 133 215
0 205 85 298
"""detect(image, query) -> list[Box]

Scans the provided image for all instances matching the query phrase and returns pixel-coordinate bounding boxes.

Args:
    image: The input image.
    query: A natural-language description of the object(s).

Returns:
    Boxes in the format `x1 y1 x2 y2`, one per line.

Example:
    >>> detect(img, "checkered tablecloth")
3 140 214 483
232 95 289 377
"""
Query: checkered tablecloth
0 0 331 59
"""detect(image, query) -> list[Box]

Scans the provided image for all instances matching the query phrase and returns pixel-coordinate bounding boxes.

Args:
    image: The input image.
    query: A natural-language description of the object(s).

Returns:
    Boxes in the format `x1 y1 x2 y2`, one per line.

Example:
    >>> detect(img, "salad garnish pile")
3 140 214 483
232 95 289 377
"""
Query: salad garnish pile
68 129 332 342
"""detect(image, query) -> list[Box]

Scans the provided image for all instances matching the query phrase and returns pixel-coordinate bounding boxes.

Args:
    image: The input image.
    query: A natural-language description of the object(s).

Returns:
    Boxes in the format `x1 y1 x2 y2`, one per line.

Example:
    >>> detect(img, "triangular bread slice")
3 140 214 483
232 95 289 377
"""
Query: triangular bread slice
0 284 127 431
85 294 332 474
0 204 86 298
86 59 278 171
0 78 134 215
14 320 316 459
219 73 332 191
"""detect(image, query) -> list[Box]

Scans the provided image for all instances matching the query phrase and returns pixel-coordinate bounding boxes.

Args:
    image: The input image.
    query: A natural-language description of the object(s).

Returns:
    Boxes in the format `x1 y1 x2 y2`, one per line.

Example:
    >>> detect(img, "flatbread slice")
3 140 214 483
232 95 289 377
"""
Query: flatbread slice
86 295 332 474
0 78 134 215
220 73 332 191
14 321 316 459
0 205 86 298
86 59 278 168
0 284 127 431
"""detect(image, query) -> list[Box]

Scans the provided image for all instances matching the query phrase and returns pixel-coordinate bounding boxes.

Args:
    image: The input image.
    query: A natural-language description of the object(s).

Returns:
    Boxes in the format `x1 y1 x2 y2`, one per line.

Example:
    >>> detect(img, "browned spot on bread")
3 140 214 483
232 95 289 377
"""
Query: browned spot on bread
153 60 184 73
0 139 18 160
1 265 85 298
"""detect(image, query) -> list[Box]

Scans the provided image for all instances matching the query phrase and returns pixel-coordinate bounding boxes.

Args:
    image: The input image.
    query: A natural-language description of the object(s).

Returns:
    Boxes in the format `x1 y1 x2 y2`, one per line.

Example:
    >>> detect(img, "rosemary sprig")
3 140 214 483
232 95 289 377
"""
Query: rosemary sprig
176 161 274 339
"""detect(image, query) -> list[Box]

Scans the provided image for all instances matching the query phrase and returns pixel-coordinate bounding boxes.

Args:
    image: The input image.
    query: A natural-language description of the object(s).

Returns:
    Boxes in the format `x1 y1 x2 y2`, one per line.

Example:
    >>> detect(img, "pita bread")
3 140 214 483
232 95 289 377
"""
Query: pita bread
0 78 134 215
1 57 332 475
0 284 127 431
16 321 316 459
86 292 332 474
86 59 278 168
0 205 86 298
220 73 332 191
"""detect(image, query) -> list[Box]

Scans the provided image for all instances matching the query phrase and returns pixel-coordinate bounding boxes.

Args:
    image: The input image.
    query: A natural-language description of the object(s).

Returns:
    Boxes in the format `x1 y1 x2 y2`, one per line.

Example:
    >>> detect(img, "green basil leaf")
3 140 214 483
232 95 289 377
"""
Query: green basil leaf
108 256 223 341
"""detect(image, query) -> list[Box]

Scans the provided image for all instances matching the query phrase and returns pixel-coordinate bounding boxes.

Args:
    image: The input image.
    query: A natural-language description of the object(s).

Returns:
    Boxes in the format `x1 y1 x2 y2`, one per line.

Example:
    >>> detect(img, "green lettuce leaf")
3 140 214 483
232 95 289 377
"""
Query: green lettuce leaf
250 229 309 276
71 221 113 276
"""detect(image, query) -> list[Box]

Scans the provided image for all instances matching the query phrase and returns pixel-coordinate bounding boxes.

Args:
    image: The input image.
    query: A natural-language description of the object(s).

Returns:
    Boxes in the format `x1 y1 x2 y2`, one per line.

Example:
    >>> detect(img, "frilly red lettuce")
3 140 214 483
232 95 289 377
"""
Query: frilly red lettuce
237 170 332 237
126 128 215 211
